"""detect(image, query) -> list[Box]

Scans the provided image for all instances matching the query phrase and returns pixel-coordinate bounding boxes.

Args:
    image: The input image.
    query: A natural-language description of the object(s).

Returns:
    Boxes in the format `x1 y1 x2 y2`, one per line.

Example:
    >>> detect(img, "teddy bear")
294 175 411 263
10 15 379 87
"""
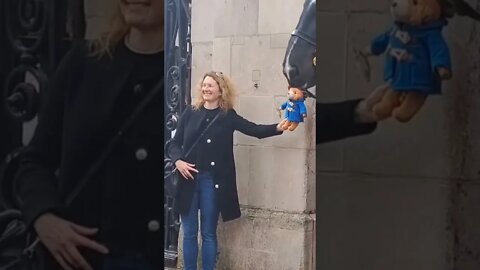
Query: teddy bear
358 0 480 123
278 87 307 131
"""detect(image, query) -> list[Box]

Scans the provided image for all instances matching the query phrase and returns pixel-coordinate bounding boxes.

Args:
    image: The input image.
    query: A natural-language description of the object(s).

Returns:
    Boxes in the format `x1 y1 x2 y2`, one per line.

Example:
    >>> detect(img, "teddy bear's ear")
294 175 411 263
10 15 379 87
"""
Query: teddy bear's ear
303 89 316 99
440 0 480 21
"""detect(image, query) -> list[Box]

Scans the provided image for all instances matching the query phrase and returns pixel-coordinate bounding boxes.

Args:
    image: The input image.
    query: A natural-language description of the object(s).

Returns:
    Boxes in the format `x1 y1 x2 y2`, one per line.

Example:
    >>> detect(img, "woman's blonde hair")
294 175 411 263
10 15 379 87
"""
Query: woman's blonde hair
89 3 129 58
192 71 237 111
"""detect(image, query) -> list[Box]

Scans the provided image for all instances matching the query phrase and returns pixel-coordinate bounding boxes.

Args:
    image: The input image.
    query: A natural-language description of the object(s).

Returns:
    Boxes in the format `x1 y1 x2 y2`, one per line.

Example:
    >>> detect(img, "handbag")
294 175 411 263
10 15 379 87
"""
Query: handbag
165 111 221 197
0 76 164 270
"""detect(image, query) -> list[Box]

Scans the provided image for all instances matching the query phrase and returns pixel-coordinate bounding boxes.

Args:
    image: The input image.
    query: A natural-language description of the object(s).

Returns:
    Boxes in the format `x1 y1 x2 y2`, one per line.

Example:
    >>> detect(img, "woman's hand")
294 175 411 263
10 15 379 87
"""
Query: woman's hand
175 159 199 180
354 84 389 123
34 213 109 270
276 119 287 132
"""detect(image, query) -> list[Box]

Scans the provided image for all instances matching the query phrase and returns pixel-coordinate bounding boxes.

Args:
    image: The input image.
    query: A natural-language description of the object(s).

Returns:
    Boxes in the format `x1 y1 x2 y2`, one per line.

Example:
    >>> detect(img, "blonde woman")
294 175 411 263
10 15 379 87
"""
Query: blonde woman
168 71 284 270
16 0 163 269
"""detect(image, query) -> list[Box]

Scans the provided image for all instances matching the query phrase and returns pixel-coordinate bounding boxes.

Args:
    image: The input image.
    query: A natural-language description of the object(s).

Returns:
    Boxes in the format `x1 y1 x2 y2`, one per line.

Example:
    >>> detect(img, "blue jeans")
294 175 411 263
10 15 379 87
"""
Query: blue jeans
103 251 153 270
181 171 220 270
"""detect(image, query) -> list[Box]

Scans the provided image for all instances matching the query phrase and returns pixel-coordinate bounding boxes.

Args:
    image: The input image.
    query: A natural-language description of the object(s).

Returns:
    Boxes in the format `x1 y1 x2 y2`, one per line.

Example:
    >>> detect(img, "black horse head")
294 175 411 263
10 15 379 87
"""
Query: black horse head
440 0 480 21
283 0 316 97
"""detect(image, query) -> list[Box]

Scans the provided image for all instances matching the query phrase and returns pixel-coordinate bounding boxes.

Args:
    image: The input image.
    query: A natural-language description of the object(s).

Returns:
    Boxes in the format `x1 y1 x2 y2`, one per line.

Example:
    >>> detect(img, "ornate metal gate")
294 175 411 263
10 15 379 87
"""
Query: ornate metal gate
0 0 21 165
1 0 85 149
0 1 85 268
164 0 192 267
0 0 85 206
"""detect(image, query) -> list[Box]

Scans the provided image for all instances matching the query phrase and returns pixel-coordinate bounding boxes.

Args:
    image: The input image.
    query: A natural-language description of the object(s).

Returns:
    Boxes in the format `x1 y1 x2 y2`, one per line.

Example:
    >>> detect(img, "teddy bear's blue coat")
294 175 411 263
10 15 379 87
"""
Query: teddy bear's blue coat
370 19 451 94
280 99 307 122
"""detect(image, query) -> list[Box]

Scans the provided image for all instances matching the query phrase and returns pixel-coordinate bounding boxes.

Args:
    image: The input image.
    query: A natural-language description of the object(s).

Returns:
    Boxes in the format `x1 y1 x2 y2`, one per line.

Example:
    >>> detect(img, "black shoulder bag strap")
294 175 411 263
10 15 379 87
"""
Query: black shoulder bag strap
183 111 221 158
24 76 165 255
66 76 164 204
166 110 221 177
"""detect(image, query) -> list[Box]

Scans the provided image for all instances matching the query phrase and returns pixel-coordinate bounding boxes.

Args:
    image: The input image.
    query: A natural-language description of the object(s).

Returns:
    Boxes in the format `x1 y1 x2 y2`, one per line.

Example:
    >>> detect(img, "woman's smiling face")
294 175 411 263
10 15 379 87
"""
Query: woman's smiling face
201 76 222 103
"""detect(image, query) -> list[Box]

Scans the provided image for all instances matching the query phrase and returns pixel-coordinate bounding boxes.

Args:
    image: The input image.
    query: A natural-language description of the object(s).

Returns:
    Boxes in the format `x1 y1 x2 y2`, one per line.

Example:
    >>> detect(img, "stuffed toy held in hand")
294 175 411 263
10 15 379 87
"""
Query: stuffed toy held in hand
361 0 480 123
278 87 307 131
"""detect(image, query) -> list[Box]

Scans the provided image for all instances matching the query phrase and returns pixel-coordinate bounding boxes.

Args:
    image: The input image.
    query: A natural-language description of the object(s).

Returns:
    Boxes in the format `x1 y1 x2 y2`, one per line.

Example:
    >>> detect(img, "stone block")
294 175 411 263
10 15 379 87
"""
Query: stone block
343 99 451 178
218 218 252 251
442 19 480 181
247 147 308 212
304 215 316 270
306 149 316 212
235 95 278 146
270 34 291 49
191 42 213 97
316 139 345 172
192 0 215 42
230 36 287 97
213 0 259 37
317 173 449 270
245 249 277 270
212 37 231 75
231 36 245 45
216 247 248 270
234 146 251 205
450 181 480 269
305 98 316 150
242 146 274 208
258 0 304 35
217 209 314 269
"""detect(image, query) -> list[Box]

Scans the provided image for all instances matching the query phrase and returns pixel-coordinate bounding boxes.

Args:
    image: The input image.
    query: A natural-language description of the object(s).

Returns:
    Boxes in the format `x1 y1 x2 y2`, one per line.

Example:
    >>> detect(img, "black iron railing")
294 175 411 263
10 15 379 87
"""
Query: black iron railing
164 0 192 267
0 0 85 208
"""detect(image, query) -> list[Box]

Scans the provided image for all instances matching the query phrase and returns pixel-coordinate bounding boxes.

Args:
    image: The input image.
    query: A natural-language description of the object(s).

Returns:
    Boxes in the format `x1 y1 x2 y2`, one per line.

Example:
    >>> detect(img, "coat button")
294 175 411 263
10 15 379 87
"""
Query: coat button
207 139 211 143
147 220 160 232
133 84 143 94
215 184 219 189
135 148 148 160
206 118 210 122
210 161 215 166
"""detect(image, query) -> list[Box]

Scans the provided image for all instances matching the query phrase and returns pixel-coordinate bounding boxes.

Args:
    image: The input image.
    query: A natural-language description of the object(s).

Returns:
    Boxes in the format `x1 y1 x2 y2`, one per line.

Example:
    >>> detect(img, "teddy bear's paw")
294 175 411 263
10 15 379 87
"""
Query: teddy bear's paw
288 123 299 131
280 124 289 130
372 104 394 120
392 109 416 123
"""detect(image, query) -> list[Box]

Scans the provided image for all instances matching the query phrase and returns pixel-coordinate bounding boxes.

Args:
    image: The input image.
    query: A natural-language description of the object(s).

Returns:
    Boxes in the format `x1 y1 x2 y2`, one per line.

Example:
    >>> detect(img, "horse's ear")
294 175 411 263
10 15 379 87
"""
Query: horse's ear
440 0 480 21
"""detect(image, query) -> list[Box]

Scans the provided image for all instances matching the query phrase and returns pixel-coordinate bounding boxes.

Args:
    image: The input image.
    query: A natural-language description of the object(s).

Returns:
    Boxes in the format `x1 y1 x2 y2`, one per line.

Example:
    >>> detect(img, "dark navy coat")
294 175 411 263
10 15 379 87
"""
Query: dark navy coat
316 100 377 144
370 20 451 94
168 107 282 222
